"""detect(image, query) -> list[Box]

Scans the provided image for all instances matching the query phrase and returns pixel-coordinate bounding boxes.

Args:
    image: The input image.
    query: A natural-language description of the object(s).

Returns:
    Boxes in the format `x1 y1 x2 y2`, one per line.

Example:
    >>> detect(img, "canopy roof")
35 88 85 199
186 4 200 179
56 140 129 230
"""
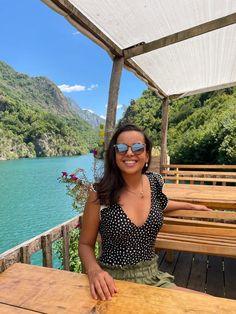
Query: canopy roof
42 0 236 99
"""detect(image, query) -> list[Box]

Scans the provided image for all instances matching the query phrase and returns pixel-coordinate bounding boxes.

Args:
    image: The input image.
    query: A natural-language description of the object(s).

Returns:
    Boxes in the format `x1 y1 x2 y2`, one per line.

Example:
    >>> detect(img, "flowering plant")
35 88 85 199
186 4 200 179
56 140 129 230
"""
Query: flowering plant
58 153 103 213
58 168 93 214
55 156 102 272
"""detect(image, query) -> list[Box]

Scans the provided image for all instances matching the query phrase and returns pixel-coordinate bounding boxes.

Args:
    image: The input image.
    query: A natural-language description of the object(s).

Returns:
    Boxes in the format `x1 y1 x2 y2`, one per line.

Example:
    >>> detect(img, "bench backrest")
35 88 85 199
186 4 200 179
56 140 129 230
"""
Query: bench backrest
156 209 236 258
161 164 236 185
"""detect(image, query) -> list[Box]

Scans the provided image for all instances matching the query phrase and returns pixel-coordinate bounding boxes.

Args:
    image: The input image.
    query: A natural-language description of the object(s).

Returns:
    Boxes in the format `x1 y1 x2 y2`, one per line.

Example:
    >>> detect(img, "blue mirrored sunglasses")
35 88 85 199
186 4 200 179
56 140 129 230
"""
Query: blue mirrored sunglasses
113 143 146 155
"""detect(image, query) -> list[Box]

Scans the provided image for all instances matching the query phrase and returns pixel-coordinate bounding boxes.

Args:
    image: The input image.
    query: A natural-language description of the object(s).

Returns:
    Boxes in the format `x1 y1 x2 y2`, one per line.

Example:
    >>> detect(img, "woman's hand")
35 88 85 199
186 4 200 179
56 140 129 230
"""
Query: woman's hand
87 268 117 301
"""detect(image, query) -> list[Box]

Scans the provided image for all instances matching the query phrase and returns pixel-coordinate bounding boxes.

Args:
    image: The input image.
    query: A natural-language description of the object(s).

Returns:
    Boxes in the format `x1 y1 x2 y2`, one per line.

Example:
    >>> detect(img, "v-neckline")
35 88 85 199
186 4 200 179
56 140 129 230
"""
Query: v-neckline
118 173 153 228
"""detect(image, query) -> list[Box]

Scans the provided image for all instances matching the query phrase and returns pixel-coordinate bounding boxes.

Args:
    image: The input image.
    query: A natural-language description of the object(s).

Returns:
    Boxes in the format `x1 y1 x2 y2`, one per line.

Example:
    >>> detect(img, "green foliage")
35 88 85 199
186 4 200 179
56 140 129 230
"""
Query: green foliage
53 228 100 272
119 87 236 164
119 89 162 146
53 228 82 272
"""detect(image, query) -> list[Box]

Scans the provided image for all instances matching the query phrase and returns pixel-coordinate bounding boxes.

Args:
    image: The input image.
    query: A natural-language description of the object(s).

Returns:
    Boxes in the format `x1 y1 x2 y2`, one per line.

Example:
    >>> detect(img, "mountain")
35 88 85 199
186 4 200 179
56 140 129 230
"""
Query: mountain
0 60 99 160
0 61 74 116
67 97 105 128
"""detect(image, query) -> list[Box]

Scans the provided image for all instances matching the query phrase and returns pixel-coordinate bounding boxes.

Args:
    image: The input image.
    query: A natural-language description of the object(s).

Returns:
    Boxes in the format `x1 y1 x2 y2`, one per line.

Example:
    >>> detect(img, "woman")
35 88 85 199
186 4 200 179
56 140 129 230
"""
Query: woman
79 124 210 300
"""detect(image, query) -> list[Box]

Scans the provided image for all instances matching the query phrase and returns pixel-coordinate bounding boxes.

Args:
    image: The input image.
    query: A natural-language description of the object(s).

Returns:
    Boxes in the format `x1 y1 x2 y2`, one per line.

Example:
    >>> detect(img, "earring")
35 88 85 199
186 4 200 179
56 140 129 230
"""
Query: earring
145 162 148 168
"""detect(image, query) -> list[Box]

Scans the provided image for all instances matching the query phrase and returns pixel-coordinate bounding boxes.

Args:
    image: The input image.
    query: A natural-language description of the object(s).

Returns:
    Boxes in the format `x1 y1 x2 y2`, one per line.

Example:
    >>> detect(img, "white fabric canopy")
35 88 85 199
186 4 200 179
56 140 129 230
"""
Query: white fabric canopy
42 0 236 98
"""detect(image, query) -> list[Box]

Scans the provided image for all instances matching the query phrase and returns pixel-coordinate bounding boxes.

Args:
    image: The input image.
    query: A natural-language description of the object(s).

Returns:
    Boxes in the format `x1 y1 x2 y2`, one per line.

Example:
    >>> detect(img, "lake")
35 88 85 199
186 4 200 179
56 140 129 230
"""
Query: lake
0 154 101 264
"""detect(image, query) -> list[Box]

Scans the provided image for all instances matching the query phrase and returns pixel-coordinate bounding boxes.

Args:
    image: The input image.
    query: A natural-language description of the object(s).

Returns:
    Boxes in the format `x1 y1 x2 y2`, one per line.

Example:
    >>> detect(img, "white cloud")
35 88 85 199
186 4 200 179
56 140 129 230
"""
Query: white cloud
58 83 98 93
87 84 98 91
72 31 81 35
100 115 106 119
58 84 86 92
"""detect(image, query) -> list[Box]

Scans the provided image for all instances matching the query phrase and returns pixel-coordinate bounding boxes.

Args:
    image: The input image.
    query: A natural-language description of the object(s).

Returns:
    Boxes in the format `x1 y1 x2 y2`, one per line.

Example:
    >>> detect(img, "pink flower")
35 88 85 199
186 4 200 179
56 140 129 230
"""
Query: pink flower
71 177 78 182
69 174 78 181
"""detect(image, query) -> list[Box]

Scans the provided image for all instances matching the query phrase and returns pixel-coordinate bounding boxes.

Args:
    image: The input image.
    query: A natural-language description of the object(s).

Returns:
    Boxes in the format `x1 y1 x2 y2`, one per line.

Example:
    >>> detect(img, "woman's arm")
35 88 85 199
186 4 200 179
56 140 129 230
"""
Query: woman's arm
79 190 117 300
164 200 212 213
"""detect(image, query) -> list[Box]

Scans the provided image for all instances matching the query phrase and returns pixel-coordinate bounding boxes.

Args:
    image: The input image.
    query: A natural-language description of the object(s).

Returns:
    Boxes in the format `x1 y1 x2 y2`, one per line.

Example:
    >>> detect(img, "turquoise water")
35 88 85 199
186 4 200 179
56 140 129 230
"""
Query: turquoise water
0 154 99 261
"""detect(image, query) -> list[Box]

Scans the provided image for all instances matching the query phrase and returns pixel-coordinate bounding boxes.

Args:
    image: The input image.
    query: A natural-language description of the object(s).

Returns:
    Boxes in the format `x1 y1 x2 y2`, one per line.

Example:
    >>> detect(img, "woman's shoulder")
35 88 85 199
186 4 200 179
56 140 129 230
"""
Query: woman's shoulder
145 171 164 187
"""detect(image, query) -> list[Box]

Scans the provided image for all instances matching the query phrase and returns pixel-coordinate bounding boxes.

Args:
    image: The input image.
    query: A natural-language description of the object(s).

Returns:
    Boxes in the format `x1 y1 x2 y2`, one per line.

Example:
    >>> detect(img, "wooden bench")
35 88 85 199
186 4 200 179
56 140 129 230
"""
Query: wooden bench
161 164 236 186
156 209 236 258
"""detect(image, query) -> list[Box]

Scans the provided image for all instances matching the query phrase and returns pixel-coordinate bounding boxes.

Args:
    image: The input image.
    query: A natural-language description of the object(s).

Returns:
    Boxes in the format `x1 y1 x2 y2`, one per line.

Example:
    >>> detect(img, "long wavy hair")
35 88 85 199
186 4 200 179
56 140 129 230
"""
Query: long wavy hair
95 124 152 205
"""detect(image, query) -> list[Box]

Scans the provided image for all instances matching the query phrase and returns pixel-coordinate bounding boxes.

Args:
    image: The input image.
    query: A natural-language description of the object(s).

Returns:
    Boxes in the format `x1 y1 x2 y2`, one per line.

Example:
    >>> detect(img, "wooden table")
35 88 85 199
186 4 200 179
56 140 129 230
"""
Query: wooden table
164 183 236 209
1 264 236 313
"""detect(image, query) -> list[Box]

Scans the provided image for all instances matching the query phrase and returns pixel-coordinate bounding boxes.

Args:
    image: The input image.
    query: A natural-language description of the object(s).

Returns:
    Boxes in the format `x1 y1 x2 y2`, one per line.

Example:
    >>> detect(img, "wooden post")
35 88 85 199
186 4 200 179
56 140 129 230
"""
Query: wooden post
20 245 30 264
105 56 124 150
62 225 70 271
0 259 6 273
160 97 169 174
161 111 173 268
41 234 53 268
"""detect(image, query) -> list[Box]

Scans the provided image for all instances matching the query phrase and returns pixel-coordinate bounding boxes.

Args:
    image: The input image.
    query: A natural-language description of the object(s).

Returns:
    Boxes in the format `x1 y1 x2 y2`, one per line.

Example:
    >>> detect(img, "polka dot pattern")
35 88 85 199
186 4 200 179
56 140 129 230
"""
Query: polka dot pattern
98 172 168 266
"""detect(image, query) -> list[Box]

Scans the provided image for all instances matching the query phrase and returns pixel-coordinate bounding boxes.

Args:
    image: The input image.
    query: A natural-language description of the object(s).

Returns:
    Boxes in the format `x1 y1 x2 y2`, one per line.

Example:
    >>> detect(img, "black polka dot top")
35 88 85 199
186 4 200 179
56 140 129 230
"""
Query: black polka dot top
98 172 168 266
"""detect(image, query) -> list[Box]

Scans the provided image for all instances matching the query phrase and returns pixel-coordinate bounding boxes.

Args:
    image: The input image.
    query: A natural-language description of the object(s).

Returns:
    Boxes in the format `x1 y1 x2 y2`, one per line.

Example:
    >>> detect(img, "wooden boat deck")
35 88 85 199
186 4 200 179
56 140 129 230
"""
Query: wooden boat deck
158 250 236 299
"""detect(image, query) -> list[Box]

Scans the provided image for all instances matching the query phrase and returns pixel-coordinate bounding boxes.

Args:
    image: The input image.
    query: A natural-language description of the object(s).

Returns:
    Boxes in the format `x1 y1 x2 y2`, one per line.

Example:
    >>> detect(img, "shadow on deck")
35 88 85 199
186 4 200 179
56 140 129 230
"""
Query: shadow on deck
158 250 236 300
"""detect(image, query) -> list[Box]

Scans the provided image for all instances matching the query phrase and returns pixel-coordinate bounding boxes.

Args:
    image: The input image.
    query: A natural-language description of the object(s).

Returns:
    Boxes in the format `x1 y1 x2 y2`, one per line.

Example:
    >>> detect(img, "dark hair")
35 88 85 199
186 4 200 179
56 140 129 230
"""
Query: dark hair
95 124 152 205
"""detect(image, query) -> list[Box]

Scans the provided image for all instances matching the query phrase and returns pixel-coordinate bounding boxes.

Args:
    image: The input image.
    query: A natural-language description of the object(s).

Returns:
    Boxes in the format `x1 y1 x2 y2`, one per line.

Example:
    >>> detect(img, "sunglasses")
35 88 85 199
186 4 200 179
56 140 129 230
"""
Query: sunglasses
114 143 146 155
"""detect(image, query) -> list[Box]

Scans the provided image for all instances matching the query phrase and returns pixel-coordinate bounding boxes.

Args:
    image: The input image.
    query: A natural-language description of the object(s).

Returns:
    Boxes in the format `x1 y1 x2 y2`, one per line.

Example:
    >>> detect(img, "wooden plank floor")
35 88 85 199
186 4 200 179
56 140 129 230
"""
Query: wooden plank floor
158 251 236 300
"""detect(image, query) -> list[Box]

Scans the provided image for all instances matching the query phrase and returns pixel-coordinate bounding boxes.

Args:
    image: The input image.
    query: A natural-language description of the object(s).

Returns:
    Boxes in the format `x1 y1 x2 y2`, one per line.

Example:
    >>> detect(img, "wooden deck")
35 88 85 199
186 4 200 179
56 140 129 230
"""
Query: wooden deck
158 250 236 300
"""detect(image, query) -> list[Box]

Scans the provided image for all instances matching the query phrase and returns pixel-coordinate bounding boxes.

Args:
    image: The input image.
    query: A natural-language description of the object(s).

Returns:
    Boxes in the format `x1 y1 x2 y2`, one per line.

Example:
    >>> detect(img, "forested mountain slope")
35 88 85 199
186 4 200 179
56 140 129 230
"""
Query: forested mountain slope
0 61 99 160
119 88 236 164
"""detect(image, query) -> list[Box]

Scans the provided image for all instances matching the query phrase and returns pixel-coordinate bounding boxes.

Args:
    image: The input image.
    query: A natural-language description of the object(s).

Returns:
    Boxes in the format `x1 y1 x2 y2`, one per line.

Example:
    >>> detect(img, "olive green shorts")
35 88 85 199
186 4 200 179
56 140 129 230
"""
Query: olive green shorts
98 256 176 288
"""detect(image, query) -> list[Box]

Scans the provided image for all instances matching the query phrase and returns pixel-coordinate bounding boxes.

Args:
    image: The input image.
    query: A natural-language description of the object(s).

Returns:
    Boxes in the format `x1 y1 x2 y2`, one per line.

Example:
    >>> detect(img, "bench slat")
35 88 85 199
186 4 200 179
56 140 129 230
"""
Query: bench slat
164 217 236 229
158 233 236 245
162 170 236 176
164 209 236 220
156 238 236 258
161 224 236 237
162 164 236 169
163 176 236 183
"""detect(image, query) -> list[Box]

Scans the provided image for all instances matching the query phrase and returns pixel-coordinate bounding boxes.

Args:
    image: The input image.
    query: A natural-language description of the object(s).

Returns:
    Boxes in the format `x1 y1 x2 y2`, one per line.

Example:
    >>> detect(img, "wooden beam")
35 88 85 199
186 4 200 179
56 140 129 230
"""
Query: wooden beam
124 59 167 98
160 98 169 173
123 12 236 59
105 56 124 149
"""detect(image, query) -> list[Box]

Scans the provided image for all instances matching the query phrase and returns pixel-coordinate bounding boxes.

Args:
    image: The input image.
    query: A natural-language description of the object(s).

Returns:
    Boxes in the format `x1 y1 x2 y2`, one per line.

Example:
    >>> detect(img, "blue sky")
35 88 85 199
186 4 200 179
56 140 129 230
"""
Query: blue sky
0 0 146 120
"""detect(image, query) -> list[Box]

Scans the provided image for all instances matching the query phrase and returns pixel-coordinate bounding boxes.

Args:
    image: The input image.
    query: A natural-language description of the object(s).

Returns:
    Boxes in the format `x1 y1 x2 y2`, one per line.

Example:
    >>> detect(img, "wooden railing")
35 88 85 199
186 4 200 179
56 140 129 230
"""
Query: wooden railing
0 215 81 273
161 164 236 185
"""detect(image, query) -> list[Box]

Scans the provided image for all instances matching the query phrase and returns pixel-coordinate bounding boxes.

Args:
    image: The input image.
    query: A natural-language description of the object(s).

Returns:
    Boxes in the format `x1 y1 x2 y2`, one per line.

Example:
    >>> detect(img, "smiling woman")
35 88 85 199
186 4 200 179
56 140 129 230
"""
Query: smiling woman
78 123 212 301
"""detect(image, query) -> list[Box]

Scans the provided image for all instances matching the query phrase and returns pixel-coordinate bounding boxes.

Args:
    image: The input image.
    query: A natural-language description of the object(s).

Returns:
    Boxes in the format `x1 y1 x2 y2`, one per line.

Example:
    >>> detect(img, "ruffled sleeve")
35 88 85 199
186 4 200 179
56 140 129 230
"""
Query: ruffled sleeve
147 171 168 211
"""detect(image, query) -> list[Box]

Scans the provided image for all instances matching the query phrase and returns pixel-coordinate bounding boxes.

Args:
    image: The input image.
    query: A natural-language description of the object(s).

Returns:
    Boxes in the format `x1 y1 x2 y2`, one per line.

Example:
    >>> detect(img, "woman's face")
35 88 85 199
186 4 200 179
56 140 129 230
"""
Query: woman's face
114 130 149 175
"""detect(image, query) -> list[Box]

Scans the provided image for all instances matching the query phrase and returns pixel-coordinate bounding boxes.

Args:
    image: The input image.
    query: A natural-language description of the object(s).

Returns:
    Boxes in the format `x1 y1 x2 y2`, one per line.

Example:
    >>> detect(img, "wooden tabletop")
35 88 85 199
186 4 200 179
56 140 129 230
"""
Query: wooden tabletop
1 264 236 313
164 184 236 209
